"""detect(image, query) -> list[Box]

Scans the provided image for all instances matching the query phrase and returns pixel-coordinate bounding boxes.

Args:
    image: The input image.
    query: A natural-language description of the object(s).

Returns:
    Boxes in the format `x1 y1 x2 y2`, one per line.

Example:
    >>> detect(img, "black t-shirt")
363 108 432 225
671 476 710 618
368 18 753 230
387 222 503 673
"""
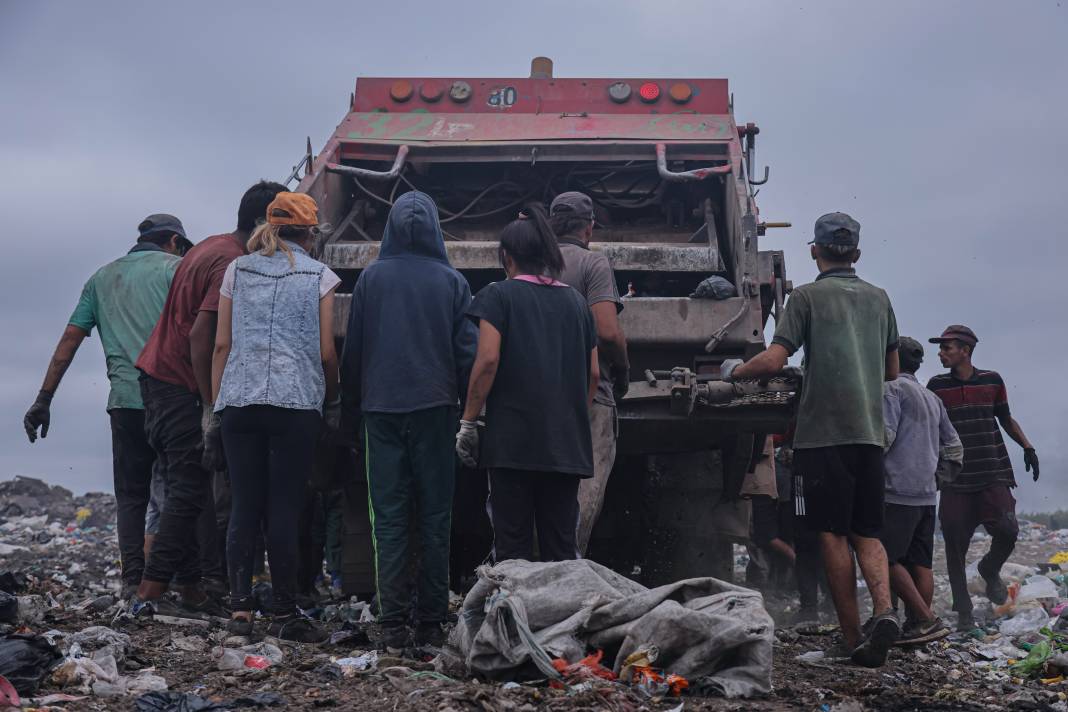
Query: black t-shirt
467 279 597 477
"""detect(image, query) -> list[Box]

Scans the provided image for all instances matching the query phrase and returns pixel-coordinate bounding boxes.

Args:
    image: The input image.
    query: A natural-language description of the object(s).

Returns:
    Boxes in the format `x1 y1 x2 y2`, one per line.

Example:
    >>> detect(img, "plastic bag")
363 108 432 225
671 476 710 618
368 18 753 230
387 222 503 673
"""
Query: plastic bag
689 276 736 300
1018 576 1060 603
0 634 61 695
0 591 16 623
999 606 1051 637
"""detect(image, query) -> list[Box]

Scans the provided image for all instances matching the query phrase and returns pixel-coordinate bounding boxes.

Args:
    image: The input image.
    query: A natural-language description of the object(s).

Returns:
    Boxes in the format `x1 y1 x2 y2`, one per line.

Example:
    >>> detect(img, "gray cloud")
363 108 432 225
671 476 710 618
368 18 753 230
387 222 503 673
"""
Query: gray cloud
1 1 1065 510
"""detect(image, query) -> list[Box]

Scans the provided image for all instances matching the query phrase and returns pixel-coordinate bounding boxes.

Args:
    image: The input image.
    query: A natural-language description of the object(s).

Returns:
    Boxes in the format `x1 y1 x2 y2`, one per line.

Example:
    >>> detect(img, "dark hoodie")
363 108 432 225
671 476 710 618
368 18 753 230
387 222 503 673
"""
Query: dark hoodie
341 191 478 415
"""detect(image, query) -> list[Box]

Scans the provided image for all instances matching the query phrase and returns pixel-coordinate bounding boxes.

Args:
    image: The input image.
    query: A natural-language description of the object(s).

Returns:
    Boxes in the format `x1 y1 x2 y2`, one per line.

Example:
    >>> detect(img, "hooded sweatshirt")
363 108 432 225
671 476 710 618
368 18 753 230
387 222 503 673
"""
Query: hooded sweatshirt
341 191 478 415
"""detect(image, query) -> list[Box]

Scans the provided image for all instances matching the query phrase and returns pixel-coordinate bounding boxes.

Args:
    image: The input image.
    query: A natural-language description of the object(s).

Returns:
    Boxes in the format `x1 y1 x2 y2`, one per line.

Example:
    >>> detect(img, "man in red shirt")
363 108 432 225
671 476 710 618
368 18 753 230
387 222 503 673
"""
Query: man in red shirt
126 181 286 620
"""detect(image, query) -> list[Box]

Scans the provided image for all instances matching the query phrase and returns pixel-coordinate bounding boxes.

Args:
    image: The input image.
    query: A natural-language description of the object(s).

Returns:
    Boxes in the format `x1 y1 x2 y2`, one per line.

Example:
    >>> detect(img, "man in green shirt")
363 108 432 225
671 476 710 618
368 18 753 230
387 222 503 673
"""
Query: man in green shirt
24 214 188 596
721 212 900 667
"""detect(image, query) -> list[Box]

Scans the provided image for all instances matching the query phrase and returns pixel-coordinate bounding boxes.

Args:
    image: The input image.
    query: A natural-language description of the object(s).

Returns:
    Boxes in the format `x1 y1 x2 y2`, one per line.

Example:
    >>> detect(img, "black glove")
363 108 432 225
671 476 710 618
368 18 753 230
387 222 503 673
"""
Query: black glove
24 390 53 443
611 364 630 402
1024 448 1040 482
202 412 226 472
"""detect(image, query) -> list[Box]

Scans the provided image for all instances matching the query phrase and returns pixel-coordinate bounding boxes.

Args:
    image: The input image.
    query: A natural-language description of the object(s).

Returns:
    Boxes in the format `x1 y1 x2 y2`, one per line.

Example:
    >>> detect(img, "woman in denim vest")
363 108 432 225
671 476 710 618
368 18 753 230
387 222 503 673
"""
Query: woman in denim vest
209 192 340 642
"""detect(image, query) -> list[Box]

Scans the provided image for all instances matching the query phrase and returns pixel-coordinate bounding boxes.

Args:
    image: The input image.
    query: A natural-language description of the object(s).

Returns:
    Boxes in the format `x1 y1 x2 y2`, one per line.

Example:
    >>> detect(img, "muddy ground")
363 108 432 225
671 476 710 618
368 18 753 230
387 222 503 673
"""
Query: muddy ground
3 476 1068 712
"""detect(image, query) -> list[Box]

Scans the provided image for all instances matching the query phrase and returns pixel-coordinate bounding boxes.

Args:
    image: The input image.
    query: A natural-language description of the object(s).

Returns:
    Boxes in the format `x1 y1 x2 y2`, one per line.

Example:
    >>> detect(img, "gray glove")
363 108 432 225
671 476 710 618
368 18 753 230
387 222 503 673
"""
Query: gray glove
24 389 53 443
781 365 804 380
719 358 744 382
455 420 479 468
202 411 225 472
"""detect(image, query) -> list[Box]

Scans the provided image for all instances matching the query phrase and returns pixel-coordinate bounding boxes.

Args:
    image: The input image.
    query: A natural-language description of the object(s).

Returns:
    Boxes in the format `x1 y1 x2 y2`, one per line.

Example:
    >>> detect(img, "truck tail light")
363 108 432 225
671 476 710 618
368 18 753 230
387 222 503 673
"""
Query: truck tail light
638 82 660 103
390 80 413 102
449 81 472 103
420 82 444 103
608 81 632 103
669 83 693 104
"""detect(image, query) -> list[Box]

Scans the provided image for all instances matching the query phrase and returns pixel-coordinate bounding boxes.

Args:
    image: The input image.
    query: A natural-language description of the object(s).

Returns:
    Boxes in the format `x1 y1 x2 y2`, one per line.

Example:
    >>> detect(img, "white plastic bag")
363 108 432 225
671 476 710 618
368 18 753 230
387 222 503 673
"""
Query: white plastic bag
998 605 1050 637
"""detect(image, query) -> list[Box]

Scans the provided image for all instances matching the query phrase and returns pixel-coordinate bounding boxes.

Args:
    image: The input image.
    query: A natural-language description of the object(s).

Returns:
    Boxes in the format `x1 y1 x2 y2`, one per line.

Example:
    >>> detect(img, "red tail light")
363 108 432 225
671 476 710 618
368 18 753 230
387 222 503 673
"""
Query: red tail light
638 82 660 103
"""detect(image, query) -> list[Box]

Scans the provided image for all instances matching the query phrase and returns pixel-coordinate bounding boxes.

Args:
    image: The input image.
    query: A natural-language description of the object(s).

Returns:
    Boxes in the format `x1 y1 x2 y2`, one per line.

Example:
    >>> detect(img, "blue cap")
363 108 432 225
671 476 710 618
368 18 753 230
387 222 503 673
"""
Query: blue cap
810 212 860 247
138 214 186 240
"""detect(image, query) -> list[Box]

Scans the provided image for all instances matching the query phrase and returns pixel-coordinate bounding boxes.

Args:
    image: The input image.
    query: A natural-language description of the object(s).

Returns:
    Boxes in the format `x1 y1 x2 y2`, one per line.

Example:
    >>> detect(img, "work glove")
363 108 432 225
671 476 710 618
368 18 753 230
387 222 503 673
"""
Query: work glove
719 358 744 382
24 390 53 443
1024 448 1040 482
455 420 480 468
781 365 804 381
611 363 630 401
201 411 226 472
323 397 342 436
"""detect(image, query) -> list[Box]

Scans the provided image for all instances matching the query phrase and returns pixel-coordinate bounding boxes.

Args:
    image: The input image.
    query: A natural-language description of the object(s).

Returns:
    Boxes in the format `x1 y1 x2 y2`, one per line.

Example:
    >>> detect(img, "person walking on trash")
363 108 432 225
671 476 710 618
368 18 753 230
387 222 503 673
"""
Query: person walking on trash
341 190 478 654
880 336 962 645
210 191 340 643
24 214 189 599
124 181 285 623
719 212 901 668
457 205 599 566
550 191 630 556
927 324 1039 631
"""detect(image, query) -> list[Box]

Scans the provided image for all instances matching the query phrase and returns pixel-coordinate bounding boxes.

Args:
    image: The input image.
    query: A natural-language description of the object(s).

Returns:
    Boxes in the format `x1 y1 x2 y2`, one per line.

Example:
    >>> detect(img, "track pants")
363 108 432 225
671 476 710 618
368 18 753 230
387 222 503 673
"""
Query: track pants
364 406 456 627
940 486 1019 616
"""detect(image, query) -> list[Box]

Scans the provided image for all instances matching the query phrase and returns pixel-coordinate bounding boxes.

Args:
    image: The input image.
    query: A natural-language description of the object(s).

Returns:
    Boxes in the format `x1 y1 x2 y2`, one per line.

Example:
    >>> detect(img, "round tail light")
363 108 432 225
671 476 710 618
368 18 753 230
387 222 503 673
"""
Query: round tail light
638 82 660 103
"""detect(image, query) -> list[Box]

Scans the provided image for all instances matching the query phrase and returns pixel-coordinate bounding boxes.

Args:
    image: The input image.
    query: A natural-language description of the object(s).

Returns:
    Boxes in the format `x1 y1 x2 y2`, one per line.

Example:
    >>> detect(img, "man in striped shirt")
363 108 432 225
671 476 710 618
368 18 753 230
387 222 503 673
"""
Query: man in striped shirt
927 325 1039 630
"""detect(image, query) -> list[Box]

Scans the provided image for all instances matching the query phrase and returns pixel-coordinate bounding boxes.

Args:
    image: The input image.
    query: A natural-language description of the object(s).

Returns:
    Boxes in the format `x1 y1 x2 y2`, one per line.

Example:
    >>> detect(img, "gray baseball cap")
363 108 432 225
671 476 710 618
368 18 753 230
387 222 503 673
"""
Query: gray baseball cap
550 191 594 220
138 213 187 240
810 212 860 247
898 336 924 365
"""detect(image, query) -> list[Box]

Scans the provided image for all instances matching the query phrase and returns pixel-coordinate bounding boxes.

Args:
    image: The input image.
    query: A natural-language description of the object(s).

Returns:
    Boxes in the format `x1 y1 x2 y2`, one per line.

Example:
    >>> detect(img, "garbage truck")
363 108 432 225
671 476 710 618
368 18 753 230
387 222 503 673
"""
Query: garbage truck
290 58 797 592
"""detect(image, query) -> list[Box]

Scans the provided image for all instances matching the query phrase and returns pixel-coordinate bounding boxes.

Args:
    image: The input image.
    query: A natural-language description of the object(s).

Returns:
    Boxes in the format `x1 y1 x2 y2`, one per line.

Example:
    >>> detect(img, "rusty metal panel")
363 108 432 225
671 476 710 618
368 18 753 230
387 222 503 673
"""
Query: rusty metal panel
332 293 751 348
323 241 727 272
338 112 735 142
352 77 729 115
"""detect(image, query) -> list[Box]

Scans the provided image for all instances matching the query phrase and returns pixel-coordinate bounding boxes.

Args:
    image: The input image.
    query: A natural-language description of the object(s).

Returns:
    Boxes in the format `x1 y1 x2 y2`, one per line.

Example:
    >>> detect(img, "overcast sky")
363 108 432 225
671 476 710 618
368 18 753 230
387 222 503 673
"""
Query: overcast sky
1 1 1065 511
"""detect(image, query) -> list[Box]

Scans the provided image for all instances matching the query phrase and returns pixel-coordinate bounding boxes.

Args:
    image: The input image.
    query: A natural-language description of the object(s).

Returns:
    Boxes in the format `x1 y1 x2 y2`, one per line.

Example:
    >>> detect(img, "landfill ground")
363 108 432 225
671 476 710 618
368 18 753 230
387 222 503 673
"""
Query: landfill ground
4 476 1068 712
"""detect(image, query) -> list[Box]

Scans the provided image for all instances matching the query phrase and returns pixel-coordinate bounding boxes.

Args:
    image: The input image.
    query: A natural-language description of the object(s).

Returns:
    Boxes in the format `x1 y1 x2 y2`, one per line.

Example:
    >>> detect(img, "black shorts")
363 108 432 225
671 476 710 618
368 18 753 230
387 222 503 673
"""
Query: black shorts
793 445 884 537
752 495 794 547
881 503 935 568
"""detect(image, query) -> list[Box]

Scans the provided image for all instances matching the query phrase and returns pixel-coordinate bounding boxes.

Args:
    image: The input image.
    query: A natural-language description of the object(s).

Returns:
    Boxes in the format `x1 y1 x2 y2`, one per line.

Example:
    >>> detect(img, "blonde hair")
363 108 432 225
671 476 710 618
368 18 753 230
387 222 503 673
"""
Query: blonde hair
247 223 307 266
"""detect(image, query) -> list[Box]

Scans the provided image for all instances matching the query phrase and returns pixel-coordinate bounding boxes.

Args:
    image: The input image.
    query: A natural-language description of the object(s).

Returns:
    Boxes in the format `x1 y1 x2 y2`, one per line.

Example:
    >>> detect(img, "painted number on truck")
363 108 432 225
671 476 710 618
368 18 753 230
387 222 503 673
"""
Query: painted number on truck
487 86 517 108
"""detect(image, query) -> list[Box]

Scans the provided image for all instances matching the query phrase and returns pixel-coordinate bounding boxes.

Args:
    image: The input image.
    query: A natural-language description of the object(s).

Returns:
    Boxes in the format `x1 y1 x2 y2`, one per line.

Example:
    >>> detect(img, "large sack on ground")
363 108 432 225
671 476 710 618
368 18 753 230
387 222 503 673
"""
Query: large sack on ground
448 559 773 698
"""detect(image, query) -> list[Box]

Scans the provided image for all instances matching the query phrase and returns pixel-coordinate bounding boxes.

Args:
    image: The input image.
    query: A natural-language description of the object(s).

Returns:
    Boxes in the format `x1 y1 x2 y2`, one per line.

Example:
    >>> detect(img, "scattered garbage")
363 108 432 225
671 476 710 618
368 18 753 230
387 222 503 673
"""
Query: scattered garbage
0 634 61 695
0 674 20 708
135 690 285 711
334 650 378 676
999 606 1050 637
212 642 283 671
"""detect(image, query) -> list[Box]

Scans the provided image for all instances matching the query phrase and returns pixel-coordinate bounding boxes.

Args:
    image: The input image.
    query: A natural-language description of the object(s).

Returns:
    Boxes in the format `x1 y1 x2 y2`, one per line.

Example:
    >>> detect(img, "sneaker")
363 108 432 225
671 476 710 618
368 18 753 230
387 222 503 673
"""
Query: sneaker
823 641 856 660
414 622 446 648
896 617 950 646
267 614 328 643
850 613 901 668
178 594 230 622
227 614 255 636
113 595 157 625
379 624 409 654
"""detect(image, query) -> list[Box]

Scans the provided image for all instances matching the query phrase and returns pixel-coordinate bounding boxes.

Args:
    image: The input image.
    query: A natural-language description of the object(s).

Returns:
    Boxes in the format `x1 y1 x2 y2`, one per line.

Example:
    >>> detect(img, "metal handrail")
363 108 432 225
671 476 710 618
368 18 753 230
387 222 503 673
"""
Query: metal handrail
655 143 731 182
326 145 410 181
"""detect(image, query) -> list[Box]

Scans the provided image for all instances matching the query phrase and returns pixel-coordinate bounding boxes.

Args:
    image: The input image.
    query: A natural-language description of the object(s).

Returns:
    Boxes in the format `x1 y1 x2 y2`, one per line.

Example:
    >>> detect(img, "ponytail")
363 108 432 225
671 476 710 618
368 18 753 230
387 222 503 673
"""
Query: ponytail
499 203 565 279
247 223 299 266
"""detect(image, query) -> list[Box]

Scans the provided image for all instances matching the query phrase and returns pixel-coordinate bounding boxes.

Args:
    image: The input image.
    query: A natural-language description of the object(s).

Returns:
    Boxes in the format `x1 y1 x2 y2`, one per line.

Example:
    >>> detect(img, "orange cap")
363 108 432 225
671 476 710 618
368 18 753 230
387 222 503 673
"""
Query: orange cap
266 192 318 227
